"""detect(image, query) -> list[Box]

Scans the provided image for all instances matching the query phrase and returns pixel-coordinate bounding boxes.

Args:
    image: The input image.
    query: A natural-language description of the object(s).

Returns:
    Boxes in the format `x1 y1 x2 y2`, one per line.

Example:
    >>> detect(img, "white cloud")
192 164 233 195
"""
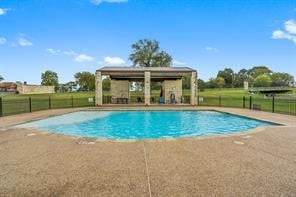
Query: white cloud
0 8 10 16
18 37 33 47
272 19 296 44
104 56 125 65
0 37 7 45
205 47 219 52
46 48 61 55
45 48 78 56
74 54 95 62
63 50 77 56
285 20 296 34
91 0 128 5
173 59 187 66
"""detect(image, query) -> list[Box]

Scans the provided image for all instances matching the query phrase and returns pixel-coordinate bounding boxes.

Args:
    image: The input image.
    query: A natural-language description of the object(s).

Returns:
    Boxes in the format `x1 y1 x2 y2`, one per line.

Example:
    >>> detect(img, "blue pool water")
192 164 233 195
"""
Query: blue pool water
16 111 274 139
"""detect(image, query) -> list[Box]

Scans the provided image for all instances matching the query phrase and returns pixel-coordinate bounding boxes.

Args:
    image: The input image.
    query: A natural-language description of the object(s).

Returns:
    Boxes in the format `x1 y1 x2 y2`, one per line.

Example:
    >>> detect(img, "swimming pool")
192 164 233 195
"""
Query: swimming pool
16 111 274 139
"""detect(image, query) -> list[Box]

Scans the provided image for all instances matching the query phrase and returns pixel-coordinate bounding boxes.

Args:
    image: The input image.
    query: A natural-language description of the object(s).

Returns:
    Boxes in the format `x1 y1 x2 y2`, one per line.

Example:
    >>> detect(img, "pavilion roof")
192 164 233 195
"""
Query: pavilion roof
97 66 196 80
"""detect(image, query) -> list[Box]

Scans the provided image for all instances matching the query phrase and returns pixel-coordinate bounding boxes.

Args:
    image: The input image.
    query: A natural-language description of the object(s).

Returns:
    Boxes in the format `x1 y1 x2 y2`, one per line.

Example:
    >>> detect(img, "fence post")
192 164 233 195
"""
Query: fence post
219 96 222 107
29 97 32 112
49 96 51 109
294 97 296 116
272 96 275 113
243 96 246 108
249 96 252 109
71 96 74 108
93 96 96 106
0 97 3 117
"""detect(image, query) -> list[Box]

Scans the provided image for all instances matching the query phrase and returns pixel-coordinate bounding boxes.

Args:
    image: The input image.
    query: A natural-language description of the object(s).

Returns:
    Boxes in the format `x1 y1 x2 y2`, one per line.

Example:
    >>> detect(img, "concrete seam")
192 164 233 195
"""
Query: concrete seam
143 142 152 197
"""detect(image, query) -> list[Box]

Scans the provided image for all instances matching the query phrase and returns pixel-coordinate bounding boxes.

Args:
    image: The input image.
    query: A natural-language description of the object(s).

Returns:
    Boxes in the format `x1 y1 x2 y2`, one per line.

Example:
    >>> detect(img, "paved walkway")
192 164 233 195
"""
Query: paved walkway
0 107 295 196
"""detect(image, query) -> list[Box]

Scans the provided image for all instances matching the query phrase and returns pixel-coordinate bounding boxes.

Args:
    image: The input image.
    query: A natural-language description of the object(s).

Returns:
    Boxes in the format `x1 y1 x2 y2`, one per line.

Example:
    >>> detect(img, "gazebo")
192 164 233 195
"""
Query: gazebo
95 67 198 106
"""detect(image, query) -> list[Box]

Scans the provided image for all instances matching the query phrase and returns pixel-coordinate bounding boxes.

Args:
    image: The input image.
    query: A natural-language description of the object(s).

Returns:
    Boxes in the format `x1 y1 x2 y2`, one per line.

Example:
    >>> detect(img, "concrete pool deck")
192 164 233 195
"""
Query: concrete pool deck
0 107 296 196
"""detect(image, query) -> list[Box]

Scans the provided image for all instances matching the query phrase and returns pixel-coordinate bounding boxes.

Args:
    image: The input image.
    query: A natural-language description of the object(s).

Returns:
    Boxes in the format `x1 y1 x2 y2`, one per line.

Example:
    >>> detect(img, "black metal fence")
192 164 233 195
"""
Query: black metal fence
198 96 296 116
1 95 295 117
0 96 96 117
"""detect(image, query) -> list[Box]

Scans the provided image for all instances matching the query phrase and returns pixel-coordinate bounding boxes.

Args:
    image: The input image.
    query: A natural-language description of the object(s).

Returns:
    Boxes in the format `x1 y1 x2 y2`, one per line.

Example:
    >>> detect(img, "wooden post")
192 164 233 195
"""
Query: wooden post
219 96 222 107
71 96 74 108
249 96 252 109
243 96 246 108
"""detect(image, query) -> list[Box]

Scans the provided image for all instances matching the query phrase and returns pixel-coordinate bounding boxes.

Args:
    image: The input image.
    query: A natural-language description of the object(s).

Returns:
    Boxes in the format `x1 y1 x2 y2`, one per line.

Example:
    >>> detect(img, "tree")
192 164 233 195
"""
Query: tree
205 77 225 89
198 79 206 91
215 77 225 89
253 74 272 87
182 76 191 90
41 70 59 91
206 78 217 88
271 72 294 87
217 68 234 87
248 66 272 79
58 84 68 93
0 75 4 82
59 81 77 92
65 81 77 92
102 78 111 92
74 72 95 91
129 39 172 67
233 69 249 88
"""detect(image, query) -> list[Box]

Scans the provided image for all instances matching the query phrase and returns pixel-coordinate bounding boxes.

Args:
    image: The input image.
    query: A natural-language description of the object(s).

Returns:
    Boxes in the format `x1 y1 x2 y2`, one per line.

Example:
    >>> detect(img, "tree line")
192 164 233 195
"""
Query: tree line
40 66 294 93
198 66 294 90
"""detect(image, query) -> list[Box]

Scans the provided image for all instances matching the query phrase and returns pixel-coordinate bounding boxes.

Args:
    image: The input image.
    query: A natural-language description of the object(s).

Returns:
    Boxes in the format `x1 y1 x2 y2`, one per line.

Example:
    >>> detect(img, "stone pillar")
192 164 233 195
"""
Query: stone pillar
95 71 103 106
144 71 151 105
163 79 182 104
191 72 198 105
110 80 130 99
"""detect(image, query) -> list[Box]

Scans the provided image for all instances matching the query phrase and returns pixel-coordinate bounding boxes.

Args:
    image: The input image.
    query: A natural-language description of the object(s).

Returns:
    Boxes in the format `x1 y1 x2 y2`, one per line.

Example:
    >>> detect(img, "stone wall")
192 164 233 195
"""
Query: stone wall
162 79 182 104
110 80 130 99
17 84 55 94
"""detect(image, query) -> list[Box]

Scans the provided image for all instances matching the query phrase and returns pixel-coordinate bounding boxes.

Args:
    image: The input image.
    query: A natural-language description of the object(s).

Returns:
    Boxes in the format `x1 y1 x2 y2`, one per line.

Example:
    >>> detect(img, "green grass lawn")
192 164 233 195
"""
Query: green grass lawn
198 88 296 115
1 88 295 116
199 87 296 97
2 91 95 100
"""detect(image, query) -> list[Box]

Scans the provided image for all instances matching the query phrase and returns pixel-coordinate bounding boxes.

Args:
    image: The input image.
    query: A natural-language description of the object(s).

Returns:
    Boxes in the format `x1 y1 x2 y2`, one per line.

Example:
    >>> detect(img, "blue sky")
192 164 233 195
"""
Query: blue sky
0 0 296 83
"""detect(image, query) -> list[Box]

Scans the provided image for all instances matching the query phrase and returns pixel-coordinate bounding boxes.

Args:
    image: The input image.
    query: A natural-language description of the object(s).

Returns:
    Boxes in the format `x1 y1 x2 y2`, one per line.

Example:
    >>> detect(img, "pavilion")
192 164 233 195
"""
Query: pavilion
95 67 198 106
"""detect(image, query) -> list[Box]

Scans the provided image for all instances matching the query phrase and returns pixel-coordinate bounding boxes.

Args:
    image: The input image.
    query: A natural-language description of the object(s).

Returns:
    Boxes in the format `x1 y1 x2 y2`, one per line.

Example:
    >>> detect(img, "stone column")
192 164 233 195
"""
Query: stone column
95 71 103 106
191 71 198 105
144 71 151 105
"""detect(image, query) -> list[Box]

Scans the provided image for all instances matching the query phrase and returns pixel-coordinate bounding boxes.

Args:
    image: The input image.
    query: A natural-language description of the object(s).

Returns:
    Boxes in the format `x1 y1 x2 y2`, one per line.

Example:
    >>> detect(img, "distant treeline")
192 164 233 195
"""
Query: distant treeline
196 66 294 90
